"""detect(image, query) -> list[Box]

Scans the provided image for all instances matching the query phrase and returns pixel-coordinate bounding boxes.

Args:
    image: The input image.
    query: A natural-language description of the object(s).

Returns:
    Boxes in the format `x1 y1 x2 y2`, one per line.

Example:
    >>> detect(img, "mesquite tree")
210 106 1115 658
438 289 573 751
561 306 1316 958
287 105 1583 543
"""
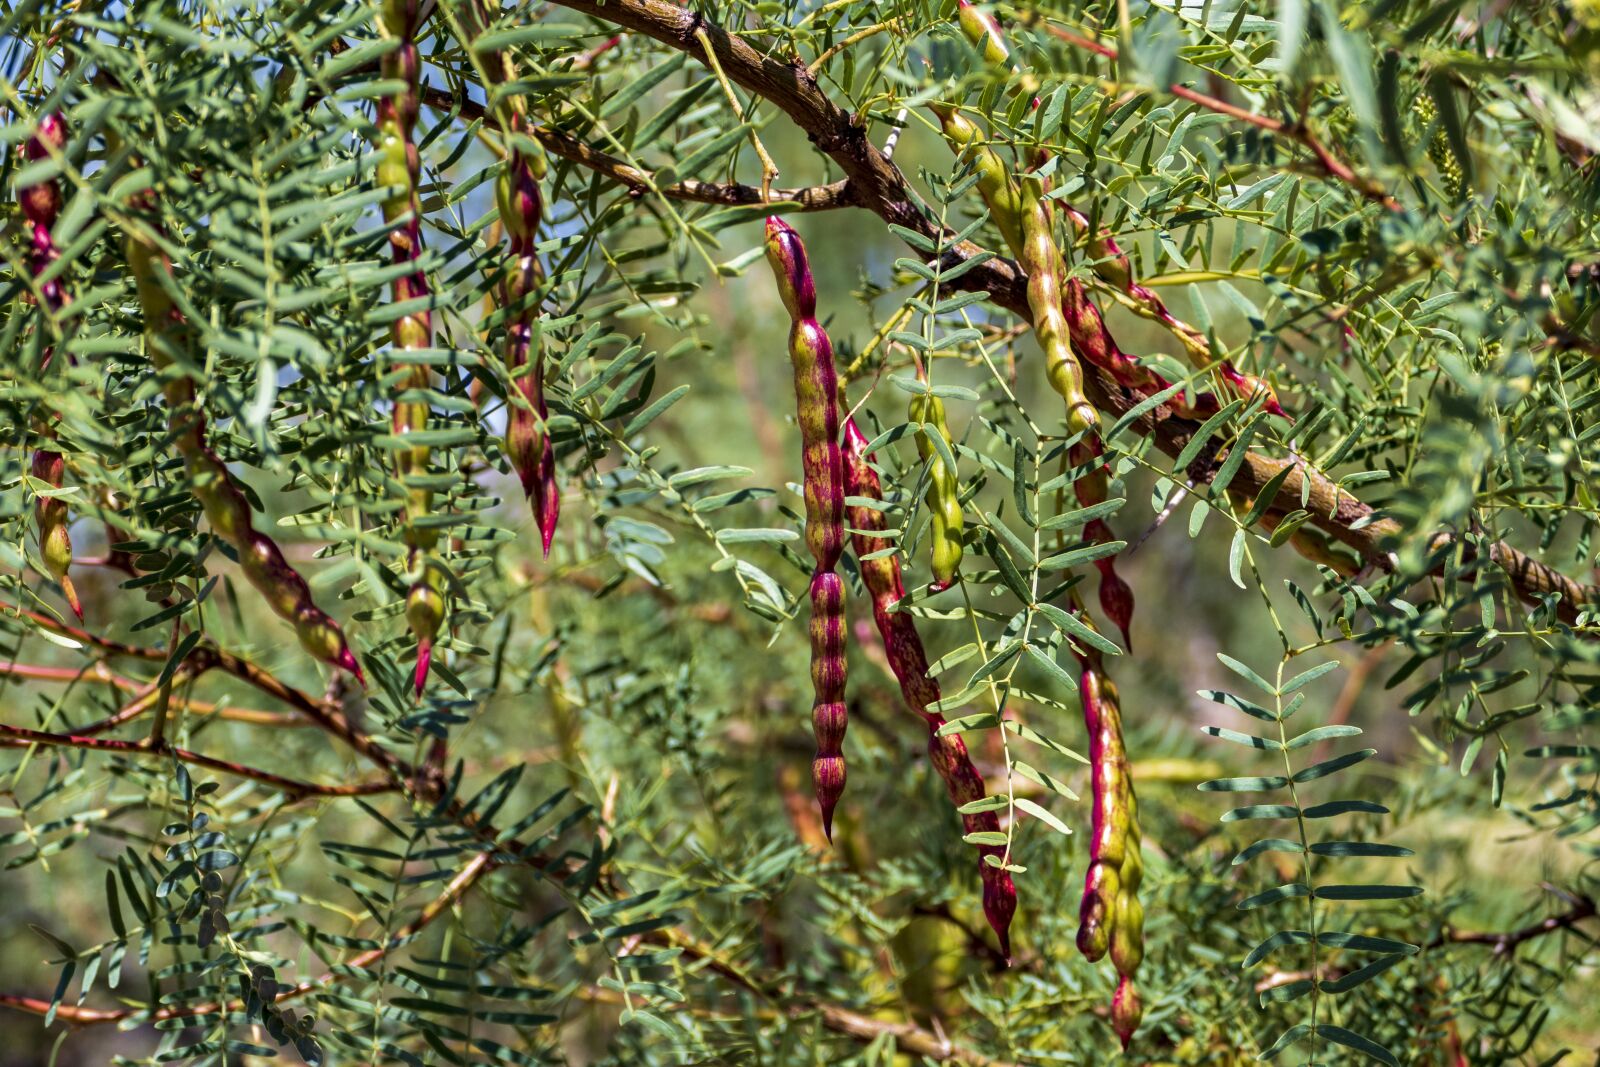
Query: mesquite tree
2 1 1599 1064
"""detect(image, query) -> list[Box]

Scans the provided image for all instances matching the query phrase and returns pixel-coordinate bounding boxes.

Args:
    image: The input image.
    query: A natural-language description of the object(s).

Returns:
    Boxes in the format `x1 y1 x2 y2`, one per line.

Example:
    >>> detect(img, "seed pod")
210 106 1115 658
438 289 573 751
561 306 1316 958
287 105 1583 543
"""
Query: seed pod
406 559 447 696
765 217 848 839
926 91 1182 417
1076 662 1121 960
1070 441 1134 651
909 393 964 592
1019 177 1098 435
928 104 1025 258
1215 360 1286 418
378 0 447 693
497 144 559 554
1060 194 1284 419
956 0 1010 66
124 170 360 682
22 113 67 320
1111 974 1142 1051
946 10 1248 421
1057 275 1205 409
32 449 81 621
1076 652 1144 1046
844 418 1016 960
22 115 81 620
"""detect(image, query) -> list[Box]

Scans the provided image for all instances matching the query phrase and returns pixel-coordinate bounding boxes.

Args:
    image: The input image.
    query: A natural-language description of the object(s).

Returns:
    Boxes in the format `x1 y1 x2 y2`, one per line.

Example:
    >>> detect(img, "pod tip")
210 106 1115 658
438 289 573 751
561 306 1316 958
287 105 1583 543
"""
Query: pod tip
414 639 432 698
337 647 366 687
61 576 83 623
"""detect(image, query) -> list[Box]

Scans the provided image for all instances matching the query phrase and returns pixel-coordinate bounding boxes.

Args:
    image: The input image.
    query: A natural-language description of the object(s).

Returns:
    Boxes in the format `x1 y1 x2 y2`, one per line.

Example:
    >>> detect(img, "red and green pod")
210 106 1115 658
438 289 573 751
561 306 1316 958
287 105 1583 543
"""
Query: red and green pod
22 114 81 621
765 217 847 840
1077 654 1143 1047
1060 204 1285 418
377 0 445 695
497 142 559 555
31 450 80 621
844 418 1017 960
124 190 361 682
21 113 68 318
1070 440 1133 652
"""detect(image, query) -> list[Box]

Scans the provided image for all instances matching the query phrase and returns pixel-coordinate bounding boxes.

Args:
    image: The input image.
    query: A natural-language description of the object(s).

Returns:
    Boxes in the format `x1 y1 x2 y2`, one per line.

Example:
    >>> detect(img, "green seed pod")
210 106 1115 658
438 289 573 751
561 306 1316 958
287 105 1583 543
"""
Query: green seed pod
928 104 1025 258
1110 877 1145 975
765 217 848 839
1019 177 1097 435
946 10 1243 424
909 393 964 591
956 1 1010 65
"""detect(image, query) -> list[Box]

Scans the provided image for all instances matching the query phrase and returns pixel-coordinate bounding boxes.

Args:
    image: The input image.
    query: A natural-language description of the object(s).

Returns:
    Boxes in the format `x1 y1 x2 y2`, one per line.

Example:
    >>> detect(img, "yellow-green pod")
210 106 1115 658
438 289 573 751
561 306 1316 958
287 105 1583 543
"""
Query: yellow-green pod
910 393 963 591
930 105 1025 259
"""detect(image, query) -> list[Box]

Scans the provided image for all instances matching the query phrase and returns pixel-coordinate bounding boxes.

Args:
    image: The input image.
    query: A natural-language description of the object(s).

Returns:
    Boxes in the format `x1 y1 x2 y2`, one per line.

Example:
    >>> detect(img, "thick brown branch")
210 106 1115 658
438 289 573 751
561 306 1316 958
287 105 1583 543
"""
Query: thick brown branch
550 0 926 227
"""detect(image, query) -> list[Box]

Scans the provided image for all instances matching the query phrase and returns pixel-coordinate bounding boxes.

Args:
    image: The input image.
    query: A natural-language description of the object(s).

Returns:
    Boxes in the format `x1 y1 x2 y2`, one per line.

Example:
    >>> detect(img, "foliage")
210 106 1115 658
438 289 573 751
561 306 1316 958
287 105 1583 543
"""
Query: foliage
2 0 1599 1064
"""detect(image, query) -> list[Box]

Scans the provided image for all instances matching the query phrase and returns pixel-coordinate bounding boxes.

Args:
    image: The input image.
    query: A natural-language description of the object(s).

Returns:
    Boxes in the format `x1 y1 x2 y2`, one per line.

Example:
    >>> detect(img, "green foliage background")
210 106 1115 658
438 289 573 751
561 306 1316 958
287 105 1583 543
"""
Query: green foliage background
1 0 1598 1064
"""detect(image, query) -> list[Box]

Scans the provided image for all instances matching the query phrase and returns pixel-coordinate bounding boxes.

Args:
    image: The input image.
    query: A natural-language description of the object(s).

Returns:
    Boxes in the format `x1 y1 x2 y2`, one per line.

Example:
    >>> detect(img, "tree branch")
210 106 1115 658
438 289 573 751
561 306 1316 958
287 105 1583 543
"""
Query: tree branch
1257 888 1598 995
549 0 933 230
0 660 308 728
0 721 396 798
417 83 857 211
541 0 1600 619
1425 887 1597 955
812 1002 1022 1067
7 603 167 661
1039 21 1398 210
